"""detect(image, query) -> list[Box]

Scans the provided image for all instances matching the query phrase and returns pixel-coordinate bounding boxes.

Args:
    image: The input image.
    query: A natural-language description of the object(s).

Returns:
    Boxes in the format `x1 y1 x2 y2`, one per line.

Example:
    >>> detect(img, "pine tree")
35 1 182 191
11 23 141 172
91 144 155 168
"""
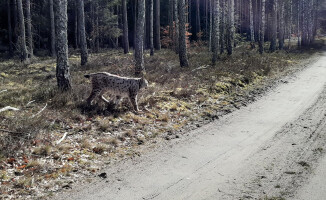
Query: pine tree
122 0 129 54
17 0 28 62
55 0 71 91
178 0 189 67
259 0 265 54
49 0 56 57
135 0 146 75
154 0 161 50
7 0 13 57
78 0 88 65
149 0 154 56
212 0 219 65
226 0 235 55
26 0 33 58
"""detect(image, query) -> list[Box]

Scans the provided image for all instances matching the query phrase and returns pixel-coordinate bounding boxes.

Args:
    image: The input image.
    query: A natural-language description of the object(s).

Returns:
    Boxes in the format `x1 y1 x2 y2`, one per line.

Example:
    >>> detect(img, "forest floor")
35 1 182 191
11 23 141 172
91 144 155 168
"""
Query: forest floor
0 40 324 199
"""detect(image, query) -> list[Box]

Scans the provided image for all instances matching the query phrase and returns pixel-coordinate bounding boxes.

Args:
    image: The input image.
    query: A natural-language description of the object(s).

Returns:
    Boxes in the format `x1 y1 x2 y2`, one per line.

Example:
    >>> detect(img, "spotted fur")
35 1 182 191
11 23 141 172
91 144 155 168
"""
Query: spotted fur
84 72 148 111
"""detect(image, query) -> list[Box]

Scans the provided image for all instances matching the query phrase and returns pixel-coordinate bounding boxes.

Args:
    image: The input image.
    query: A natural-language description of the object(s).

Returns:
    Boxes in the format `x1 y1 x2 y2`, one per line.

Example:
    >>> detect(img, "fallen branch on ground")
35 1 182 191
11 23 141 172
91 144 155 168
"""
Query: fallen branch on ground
0 106 20 113
0 128 24 135
56 132 68 145
0 90 8 94
32 103 47 118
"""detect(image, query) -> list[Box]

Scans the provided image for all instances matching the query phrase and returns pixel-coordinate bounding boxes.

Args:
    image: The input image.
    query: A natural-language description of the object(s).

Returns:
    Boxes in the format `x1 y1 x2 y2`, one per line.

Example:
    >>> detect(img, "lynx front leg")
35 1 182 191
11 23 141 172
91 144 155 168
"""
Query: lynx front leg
129 95 139 112
86 88 101 106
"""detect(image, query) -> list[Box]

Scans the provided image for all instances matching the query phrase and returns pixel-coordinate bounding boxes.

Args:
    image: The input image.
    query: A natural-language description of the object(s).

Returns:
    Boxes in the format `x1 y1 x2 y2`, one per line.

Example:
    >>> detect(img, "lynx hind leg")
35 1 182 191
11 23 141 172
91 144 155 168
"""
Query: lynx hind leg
129 94 139 112
86 88 101 106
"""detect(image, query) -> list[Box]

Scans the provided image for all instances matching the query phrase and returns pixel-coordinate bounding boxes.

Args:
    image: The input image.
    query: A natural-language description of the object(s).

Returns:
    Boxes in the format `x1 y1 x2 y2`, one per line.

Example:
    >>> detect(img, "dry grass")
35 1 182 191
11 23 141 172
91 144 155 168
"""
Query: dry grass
0 42 323 199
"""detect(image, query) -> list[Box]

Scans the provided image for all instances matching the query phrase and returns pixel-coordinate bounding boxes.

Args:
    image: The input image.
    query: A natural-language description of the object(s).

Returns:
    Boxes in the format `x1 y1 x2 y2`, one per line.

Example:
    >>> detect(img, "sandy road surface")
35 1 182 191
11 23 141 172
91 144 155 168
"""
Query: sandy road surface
56 52 326 200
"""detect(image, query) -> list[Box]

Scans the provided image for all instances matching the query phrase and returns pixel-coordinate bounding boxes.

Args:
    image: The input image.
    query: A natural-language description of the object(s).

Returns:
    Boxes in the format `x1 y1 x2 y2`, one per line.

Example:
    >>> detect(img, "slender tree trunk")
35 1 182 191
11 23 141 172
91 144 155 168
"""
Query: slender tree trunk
297 0 301 46
196 0 201 38
26 0 33 58
259 0 265 54
49 0 56 57
212 0 220 65
122 0 129 54
7 0 13 57
288 0 292 47
77 0 88 66
249 0 255 48
55 0 71 91
154 0 161 50
226 0 234 55
209 0 212 51
220 0 225 54
149 0 154 56
174 0 179 54
135 0 146 75
95 0 99 52
278 0 285 49
178 0 189 67
270 0 277 52
13 0 18 44
17 0 28 62
74 3 78 49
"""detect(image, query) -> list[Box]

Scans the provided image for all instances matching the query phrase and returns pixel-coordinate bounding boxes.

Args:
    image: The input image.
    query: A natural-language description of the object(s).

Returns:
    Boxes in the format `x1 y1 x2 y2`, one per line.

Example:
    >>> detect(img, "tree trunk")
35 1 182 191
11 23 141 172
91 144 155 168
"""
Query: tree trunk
178 0 189 67
212 0 220 65
122 0 130 54
149 0 154 56
49 0 56 57
226 0 234 55
270 0 277 52
174 0 179 54
135 0 146 75
154 0 161 50
95 1 99 52
208 0 213 51
259 0 265 54
26 0 33 58
196 0 201 38
55 0 71 91
278 0 285 50
77 0 88 66
249 0 255 48
17 0 28 62
220 0 225 54
74 3 78 49
7 0 13 57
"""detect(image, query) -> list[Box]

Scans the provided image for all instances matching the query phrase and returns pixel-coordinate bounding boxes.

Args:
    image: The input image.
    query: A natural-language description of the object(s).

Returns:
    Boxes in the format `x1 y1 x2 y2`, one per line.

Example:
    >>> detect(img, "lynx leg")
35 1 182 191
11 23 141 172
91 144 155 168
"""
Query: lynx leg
129 95 139 112
86 88 101 106
100 91 110 104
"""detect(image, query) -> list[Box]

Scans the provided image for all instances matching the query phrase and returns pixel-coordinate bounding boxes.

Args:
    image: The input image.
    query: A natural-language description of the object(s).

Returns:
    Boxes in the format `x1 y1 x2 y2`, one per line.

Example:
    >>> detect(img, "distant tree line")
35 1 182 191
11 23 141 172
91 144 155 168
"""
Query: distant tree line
0 0 322 91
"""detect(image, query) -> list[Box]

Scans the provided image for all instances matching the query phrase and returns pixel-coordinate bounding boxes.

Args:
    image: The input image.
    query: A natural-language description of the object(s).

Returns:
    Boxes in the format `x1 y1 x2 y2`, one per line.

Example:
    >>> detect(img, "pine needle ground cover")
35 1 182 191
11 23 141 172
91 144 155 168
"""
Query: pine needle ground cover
0 44 322 199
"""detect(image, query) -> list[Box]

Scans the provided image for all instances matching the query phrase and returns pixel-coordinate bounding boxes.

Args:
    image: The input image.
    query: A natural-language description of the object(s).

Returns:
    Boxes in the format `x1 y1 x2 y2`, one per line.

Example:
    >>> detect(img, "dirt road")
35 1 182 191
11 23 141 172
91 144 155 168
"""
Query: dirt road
56 52 326 200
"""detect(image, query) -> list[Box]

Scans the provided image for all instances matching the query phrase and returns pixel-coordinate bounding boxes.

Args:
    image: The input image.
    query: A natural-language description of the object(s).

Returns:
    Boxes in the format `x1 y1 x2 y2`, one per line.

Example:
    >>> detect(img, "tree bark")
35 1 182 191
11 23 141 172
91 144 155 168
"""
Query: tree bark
7 0 13 57
249 0 255 48
178 0 189 67
208 0 212 51
154 0 161 50
17 0 28 62
49 0 56 57
55 0 71 91
220 0 225 54
149 0 154 56
174 0 179 54
77 0 88 66
74 3 78 49
26 0 33 58
226 0 235 55
259 0 265 54
135 0 146 75
212 0 220 65
278 0 285 50
95 0 99 52
270 0 277 52
195 0 201 38
122 0 130 54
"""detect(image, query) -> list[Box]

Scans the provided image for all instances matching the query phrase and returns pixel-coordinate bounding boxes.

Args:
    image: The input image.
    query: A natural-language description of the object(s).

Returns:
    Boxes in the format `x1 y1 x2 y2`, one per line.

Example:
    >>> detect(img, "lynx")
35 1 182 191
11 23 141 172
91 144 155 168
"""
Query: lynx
84 72 148 111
